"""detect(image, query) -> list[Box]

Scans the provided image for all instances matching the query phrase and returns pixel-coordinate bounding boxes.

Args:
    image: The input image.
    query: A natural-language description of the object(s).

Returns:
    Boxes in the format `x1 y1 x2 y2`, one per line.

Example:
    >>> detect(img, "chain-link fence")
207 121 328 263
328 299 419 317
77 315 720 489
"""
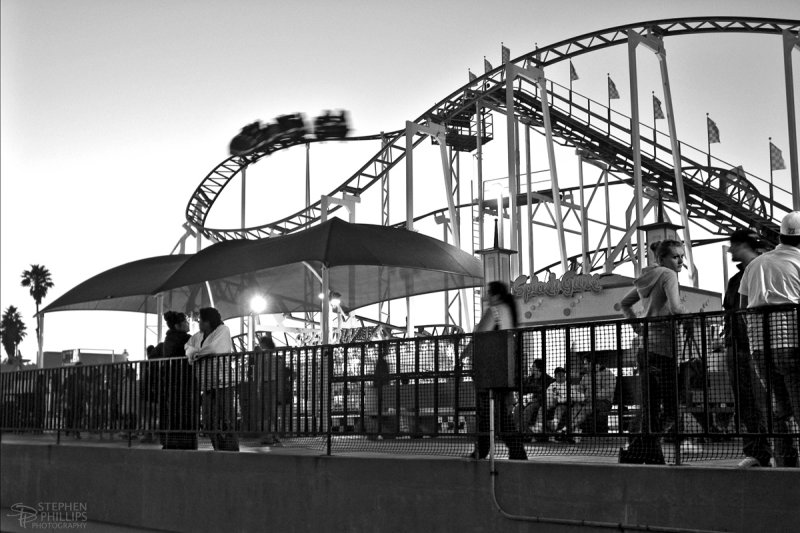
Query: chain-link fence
2 305 798 465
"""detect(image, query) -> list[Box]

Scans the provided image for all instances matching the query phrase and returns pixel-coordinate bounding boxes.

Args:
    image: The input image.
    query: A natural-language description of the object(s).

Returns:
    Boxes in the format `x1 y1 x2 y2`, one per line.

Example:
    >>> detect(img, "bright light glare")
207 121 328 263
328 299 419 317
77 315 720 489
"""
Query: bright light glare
250 295 267 314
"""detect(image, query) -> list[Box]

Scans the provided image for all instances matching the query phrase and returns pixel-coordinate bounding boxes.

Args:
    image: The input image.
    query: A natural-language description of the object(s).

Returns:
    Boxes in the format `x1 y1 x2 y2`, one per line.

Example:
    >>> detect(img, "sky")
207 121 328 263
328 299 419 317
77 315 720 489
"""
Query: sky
2 0 799 362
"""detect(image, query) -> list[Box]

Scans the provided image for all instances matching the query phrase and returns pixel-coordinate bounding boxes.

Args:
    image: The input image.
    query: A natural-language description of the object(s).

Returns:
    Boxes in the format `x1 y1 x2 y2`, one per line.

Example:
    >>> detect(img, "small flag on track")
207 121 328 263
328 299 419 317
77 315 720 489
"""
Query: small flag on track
569 61 579 81
653 95 665 119
770 141 786 171
707 116 720 144
469 70 477 82
501 44 510 64
608 76 620 100
484 57 493 73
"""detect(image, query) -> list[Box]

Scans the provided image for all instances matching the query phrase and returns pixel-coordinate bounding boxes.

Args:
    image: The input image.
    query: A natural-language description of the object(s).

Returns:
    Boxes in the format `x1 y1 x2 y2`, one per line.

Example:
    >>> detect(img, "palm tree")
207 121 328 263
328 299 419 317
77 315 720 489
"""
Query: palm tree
0 305 27 367
21 264 54 365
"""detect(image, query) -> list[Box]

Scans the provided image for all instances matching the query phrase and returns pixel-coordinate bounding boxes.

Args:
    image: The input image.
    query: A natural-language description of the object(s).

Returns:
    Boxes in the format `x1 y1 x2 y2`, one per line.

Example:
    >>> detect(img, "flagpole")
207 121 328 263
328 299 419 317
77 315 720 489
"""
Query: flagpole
607 73 611 137
652 91 657 159
706 113 712 176
569 67 573 116
769 137 775 221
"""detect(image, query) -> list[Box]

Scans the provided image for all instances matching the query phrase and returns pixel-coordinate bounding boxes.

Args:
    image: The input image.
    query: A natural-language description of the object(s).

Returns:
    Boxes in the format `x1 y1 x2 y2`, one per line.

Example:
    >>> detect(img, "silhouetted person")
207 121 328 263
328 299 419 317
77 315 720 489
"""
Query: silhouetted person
468 281 528 461
186 307 236 451
160 311 197 450
739 212 800 467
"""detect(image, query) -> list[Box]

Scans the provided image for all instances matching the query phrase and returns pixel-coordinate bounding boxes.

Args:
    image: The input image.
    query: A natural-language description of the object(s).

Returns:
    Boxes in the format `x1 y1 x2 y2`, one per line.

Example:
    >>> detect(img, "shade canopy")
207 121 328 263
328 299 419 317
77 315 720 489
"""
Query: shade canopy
40 254 212 315
158 218 484 319
41 219 484 321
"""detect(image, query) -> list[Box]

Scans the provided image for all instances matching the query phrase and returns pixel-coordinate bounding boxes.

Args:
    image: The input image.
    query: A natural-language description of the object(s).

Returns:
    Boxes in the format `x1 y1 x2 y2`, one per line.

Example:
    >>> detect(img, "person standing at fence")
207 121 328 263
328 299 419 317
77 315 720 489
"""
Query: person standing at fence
139 345 160 444
467 281 528 461
723 230 774 467
63 362 86 439
739 211 800 467
255 333 281 446
619 240 687 464
160 311 197 450
186 307 237 452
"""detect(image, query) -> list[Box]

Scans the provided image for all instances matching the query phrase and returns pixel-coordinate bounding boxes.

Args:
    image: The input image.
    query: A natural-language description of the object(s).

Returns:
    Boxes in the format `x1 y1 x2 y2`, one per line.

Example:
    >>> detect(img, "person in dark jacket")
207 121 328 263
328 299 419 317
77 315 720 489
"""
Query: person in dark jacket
513 359 554 440
725 230 787 467
159 311 197 450
468 281 528 461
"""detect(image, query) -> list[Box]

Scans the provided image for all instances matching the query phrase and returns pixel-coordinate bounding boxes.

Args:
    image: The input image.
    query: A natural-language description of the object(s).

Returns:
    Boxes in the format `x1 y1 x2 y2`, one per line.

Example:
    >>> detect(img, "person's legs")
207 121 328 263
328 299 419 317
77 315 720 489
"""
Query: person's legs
217 386 239 451
728 347 771 465
550 405 567 431
770 349 799 467
500 392 527 460
571 402 588 430
621 351 665 464
475 390 490 458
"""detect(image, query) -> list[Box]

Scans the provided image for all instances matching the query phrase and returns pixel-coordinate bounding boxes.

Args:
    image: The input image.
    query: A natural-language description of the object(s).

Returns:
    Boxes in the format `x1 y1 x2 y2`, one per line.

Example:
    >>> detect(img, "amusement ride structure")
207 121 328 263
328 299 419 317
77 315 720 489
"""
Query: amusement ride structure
171 17 800 346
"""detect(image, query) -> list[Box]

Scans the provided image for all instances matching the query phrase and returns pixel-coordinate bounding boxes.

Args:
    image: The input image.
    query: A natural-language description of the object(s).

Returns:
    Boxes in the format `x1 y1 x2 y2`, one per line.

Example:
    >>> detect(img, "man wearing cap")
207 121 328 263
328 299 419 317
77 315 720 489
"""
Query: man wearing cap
724 230 773 467
739 211 800 467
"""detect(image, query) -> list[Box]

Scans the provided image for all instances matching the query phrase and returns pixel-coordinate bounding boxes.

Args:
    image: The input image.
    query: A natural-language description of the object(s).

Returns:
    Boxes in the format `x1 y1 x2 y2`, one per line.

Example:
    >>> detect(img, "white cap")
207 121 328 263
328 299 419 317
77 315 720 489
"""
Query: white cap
780 211 800 236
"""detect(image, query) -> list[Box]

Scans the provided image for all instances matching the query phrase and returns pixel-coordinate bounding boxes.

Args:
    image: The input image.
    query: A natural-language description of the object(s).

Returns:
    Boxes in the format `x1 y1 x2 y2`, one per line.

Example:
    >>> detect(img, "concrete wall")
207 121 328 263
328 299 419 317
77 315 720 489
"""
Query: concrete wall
2 443 799 533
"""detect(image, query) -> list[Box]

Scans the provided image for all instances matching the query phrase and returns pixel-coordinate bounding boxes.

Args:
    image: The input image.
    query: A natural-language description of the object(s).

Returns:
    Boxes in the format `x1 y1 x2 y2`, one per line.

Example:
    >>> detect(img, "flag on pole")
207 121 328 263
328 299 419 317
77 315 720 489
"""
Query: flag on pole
653 95 665 119
469 70 477 82
501 44 510 64
707 116 720 144
770 141 786 170
608 76 620 99
569 61 579 81
484 57 493 73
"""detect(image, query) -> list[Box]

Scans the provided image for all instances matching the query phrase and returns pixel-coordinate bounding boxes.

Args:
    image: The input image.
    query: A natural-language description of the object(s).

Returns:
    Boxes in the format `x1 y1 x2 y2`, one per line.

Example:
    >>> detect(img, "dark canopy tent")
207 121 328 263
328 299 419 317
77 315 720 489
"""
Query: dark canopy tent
39 254 212 315
39 219 483 346
158 218 484 319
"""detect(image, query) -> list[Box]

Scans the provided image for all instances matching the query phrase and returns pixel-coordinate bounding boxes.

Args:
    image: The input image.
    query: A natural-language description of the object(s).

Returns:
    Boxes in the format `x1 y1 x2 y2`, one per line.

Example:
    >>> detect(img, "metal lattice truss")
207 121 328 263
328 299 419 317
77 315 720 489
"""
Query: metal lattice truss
183 16 798 260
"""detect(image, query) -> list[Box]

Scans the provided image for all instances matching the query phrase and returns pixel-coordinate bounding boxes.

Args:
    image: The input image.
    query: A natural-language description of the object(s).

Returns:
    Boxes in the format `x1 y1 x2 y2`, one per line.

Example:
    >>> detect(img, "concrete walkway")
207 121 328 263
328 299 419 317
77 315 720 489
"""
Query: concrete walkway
0 431 761 468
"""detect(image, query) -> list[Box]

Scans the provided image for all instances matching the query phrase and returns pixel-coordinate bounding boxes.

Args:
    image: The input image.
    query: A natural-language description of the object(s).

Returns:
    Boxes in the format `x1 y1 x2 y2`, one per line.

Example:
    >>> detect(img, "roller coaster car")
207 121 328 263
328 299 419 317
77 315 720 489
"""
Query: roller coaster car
229 121 264 156
275 113 308 142
313 110 350 140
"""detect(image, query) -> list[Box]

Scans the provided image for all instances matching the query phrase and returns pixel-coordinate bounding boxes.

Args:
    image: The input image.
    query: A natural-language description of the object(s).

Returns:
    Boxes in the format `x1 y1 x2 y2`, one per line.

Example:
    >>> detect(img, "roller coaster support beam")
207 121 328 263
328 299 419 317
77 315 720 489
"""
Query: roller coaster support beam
379 133 392 325
476 101 485 251
523 119 534 278
575 151 612 273
405 120 452 337
505 63 568 273
241 165 247 234
576 152 592 274
628 29 697 287
627 31 653 276
319 194 359 344
784 30 800 210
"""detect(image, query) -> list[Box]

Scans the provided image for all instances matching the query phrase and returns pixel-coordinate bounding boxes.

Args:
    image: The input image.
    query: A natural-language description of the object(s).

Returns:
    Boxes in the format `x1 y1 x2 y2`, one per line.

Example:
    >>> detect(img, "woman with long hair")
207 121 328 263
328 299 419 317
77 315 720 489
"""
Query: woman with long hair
468 281 528 461
186 307 237 451
619 239 687 464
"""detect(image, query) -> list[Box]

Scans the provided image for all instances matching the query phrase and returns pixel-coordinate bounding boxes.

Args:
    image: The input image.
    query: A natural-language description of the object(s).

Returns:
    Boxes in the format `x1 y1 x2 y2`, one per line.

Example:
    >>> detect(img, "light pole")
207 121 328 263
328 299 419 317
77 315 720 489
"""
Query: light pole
249 295 267 351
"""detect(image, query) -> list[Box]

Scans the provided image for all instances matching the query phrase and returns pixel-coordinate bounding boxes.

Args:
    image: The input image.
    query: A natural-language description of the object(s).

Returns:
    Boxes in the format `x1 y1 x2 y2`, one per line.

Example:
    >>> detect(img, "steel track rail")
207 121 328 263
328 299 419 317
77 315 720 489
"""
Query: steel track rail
186 17 798 242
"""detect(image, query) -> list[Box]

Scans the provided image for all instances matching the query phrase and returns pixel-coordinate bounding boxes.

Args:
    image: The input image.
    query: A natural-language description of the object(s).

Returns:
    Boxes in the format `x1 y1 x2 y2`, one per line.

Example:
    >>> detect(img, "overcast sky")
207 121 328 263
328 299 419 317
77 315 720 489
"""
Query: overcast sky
2 0 798 361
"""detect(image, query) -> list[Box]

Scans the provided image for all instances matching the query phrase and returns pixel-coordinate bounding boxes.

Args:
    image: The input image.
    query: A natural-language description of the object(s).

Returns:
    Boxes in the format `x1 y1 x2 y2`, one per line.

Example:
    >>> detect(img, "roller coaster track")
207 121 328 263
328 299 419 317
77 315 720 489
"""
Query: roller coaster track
186 17 799 243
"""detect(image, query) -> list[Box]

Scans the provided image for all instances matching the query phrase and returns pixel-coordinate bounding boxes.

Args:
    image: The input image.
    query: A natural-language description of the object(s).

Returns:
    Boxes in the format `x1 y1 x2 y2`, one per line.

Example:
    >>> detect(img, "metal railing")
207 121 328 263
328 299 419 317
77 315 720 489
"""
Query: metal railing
2 305 798 464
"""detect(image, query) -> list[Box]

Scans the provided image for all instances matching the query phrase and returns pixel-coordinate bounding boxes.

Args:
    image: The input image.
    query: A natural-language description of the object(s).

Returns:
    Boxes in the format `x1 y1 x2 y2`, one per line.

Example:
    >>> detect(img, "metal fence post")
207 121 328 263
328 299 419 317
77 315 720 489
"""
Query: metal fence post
326 346 333 456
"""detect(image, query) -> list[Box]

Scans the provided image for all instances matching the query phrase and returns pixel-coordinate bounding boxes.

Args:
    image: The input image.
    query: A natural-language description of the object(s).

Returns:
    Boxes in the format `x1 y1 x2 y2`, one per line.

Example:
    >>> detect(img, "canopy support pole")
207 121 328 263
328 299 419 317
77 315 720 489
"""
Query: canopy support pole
321 266 330 345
